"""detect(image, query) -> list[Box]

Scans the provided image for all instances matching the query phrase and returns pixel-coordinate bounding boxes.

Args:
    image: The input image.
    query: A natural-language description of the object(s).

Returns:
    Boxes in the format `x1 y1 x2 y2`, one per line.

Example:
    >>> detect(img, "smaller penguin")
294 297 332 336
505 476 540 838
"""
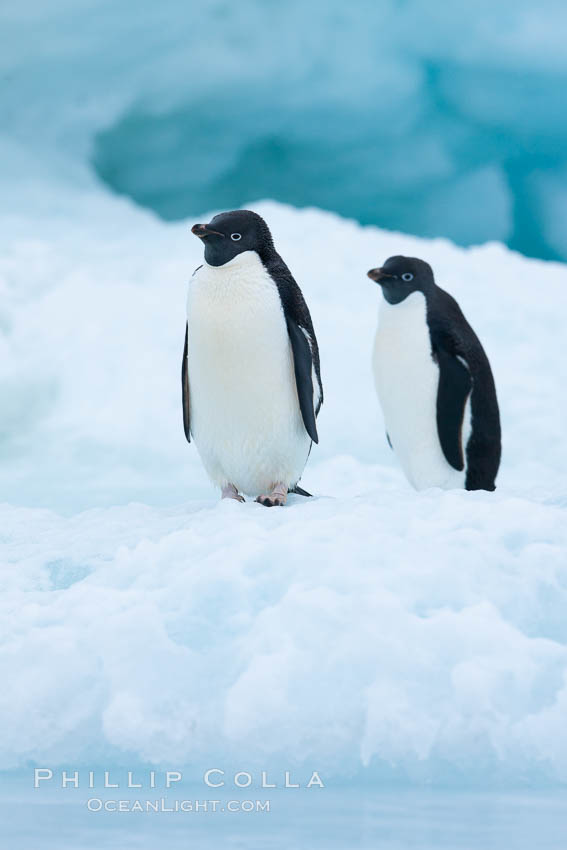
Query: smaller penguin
368 256 501 491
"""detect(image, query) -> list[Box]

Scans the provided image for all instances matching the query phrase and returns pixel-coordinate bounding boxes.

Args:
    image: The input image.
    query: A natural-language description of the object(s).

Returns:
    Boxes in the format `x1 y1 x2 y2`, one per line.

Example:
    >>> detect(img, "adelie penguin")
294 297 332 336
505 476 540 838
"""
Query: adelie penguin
182 210 323 506
368 256 501 491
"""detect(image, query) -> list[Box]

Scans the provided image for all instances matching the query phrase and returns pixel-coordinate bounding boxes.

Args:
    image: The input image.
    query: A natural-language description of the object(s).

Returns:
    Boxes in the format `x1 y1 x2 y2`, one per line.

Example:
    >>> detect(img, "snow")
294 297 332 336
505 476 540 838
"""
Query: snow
1 155 567 784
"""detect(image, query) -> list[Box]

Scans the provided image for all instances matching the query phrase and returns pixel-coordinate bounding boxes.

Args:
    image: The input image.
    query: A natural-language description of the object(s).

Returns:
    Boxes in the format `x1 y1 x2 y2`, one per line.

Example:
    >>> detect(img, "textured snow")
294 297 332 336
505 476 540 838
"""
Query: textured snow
1 160 567 783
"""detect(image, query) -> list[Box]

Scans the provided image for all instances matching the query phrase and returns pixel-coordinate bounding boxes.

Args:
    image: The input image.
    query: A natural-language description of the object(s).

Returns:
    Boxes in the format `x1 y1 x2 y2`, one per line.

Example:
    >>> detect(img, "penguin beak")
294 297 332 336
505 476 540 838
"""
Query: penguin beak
367 267 394 284
191 223 225 239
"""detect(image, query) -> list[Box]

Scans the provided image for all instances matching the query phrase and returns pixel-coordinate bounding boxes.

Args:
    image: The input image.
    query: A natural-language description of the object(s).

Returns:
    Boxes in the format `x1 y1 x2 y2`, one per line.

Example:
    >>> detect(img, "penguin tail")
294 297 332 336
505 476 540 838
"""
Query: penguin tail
289 485 312 497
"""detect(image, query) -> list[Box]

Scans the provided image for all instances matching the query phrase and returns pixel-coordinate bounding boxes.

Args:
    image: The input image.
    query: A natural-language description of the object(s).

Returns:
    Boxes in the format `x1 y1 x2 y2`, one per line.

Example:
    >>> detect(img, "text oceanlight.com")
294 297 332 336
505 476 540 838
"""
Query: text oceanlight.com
86 798 271 813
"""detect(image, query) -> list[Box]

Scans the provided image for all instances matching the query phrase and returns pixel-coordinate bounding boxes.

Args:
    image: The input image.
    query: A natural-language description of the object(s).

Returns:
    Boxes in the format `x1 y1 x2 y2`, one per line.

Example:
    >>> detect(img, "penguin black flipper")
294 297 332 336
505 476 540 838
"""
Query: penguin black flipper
182 322 191 443
286 317 318 443
263 255 323 443
182 265 203 443
433 344 472 470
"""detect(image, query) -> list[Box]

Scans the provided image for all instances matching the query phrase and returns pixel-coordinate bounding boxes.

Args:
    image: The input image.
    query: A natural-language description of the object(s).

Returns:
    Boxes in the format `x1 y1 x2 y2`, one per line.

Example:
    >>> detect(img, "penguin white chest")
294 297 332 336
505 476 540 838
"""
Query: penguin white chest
186 251 310 495
372 292 465 490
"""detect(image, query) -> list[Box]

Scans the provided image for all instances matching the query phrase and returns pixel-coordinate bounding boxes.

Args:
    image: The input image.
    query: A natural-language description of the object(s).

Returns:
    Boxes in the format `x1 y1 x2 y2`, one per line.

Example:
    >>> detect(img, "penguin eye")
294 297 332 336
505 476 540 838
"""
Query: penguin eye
401 272 414 282
230 233 242 241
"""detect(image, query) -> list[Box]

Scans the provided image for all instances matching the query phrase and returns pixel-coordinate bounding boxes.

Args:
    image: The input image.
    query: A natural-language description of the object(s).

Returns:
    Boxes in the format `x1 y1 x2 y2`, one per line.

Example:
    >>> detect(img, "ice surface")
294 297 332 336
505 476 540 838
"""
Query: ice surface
1 154 567 783
2 1 567 259
4 784 567 850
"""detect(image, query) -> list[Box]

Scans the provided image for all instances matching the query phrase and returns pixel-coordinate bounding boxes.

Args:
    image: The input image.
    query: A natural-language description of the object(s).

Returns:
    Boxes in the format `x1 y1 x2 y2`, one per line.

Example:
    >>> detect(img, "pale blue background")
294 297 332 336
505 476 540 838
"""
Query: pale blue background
2 0 567 260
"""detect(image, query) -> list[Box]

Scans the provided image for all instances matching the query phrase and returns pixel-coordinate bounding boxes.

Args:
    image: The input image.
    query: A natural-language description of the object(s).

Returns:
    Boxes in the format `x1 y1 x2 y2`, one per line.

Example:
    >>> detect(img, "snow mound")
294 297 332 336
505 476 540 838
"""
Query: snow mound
1 169 567 783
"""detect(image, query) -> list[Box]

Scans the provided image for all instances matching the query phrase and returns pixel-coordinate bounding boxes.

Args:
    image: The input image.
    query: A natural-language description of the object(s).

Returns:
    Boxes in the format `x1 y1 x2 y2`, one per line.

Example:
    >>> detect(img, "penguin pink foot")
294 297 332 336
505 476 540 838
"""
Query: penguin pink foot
256 483 287 507
221 483 245 503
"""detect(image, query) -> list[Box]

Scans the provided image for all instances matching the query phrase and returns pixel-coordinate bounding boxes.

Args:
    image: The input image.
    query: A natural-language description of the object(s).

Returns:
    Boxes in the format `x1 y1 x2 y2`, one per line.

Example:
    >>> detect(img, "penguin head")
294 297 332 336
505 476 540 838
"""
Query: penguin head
367 256 434 304
191 210 274 267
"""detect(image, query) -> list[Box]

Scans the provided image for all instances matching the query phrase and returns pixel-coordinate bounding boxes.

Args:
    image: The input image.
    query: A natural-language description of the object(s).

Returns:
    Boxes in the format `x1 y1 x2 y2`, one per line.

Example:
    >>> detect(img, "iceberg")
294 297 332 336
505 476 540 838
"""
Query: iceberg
1 0 567 797
1 152 566 783
2 0 567 259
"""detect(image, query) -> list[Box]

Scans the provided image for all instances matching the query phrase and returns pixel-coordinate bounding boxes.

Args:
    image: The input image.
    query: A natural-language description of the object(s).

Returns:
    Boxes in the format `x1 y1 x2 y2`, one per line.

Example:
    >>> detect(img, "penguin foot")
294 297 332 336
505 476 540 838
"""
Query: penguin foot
221 484 245 503
256 483 287 508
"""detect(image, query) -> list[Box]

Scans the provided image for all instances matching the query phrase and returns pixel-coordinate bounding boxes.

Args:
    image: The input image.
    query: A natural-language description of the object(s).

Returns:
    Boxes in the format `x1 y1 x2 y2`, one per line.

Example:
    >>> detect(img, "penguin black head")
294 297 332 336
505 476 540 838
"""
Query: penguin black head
191 210 275 267
367 256 434 304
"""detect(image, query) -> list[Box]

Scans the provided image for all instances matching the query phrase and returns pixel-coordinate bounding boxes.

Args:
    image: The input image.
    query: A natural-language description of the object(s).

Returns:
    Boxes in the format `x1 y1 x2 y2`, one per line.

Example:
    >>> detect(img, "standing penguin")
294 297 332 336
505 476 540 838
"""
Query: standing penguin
368 256 501 491
182 210 323 506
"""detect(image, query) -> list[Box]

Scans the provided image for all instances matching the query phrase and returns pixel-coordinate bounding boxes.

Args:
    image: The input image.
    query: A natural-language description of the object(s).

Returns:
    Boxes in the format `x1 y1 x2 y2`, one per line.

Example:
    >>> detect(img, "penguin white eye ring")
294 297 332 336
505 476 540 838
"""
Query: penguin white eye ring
401 273 414 281
230 233 242 241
